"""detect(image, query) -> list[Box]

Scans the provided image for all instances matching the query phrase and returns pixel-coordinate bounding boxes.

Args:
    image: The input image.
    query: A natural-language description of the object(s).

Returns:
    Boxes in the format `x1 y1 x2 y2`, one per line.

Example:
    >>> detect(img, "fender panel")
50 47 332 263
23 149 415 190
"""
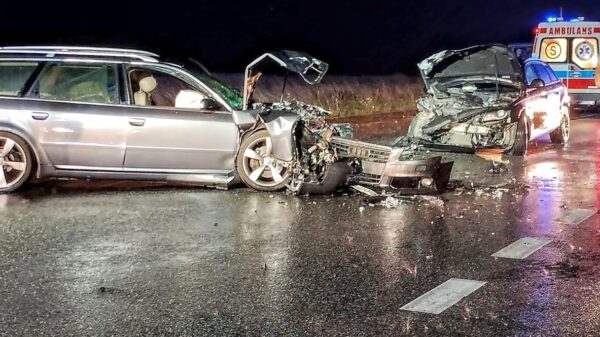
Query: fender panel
260 111 300 162
0 122 49 178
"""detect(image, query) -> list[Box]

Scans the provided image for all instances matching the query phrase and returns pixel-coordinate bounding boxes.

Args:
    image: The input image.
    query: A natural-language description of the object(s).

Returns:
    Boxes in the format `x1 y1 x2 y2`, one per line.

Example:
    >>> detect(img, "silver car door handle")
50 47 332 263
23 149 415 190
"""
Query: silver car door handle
31 112 49 120
129 118 145 127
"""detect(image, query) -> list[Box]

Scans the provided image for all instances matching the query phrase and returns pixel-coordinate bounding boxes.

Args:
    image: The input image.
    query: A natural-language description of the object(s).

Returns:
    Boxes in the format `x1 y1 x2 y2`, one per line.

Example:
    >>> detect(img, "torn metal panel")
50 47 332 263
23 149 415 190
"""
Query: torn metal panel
350 185 379 197
330 123 353 139
243 50 328 110
263 116 298 162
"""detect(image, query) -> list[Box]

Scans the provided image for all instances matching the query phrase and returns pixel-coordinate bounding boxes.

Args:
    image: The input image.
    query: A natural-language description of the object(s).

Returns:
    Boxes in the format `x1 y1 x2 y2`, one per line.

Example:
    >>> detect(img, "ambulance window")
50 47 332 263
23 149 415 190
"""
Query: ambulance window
533 63 552 84
540 38 568 63
571 38 598 69
524 64 538 85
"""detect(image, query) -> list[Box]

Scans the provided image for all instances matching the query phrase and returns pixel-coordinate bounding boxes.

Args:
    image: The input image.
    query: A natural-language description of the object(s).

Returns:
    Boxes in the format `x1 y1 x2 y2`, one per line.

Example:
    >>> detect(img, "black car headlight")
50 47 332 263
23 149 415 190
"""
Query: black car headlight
481 109 509 122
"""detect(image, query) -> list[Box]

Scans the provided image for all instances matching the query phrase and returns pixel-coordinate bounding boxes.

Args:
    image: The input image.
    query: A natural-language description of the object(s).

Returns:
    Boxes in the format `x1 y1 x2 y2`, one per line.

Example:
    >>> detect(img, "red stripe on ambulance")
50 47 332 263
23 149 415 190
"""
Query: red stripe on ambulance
562 78 597 89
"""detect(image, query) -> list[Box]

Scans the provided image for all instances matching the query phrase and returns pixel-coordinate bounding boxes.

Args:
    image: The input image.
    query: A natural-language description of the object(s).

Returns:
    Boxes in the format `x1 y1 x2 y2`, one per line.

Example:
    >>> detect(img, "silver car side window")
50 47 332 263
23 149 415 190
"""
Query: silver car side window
128 68 222 110
34 63 118 104
0 61 39 96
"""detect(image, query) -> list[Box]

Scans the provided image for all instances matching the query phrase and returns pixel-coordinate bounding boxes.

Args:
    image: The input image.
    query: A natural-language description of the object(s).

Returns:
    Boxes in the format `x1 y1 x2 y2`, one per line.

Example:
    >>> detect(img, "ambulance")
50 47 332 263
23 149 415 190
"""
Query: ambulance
532 18 600 110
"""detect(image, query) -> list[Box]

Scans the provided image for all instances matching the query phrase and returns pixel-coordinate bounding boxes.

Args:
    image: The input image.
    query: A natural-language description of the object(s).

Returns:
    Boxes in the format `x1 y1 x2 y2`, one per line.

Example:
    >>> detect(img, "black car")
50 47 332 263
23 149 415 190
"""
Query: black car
404 44 570 155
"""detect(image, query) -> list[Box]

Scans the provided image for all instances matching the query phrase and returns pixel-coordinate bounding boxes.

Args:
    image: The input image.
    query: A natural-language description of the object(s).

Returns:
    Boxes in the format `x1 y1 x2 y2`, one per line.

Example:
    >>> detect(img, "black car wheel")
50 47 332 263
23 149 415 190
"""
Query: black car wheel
510 114 528 156
550 114 570 144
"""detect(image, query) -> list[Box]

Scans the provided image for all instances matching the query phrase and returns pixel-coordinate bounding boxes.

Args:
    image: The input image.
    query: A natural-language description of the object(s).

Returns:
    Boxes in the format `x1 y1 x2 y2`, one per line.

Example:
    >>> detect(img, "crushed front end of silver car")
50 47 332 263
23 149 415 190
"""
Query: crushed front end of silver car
241 50 454 195
331 138 453 194
400 45 524 151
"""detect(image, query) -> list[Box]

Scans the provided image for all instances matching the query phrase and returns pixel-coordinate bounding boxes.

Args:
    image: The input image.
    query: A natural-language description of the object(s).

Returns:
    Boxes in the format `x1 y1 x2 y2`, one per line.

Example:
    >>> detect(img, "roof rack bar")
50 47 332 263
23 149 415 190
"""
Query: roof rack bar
1 46 159 57
0 49 158 62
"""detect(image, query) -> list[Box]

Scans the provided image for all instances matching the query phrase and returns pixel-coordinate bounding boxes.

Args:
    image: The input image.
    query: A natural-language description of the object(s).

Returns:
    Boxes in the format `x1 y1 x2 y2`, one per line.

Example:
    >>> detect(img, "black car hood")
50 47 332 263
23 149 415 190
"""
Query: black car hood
418 44 523 91
243 50 328 109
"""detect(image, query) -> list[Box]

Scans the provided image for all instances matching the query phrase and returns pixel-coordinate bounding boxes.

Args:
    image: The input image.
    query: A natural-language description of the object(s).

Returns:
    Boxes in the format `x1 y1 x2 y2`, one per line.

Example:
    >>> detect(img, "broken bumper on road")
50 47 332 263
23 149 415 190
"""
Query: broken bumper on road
331 137 454 193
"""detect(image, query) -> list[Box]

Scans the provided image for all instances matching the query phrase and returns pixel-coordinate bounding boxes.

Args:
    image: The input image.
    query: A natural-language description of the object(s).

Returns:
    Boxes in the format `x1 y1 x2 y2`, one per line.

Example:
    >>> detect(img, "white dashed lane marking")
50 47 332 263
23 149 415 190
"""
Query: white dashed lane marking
555 208 597 225
401 278 486 315
492 237 553 259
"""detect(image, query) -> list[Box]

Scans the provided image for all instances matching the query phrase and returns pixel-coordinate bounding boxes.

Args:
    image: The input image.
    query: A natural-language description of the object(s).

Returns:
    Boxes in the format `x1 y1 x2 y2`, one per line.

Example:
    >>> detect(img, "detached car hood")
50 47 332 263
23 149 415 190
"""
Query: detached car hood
243 50 329 109
418 44 523 91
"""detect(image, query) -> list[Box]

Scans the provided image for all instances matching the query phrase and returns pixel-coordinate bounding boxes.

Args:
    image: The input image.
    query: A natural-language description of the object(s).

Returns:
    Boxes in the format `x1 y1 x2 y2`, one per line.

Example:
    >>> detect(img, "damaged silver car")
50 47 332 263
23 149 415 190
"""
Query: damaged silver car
0 46 451 194
402 44 570 155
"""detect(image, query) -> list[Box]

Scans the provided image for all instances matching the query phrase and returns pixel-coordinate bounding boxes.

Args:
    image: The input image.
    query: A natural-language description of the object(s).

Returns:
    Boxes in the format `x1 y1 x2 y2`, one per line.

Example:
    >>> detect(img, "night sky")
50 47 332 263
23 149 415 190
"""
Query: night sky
1 0 599 74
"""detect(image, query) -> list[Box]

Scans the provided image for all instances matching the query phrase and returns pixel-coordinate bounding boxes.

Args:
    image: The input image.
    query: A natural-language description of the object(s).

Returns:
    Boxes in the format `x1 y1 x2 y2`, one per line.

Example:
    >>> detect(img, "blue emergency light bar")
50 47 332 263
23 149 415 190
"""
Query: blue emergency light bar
546 16 585 23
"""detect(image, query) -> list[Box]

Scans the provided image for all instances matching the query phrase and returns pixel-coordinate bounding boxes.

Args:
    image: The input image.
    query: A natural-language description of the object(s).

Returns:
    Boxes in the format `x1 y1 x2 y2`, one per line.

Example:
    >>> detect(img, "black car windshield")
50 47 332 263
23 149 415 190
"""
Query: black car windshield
433 78 521 97
175 59 244 110
436 76 521 90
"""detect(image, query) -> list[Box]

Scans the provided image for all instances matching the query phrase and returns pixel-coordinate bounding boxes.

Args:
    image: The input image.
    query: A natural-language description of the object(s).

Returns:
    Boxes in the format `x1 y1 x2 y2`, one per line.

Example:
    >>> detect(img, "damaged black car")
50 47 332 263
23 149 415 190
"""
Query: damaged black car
401 44 570 155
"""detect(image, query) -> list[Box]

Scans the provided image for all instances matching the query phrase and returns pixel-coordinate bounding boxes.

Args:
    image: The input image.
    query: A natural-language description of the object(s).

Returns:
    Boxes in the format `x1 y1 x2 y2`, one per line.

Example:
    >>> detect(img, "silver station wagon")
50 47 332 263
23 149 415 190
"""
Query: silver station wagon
0 46 452 194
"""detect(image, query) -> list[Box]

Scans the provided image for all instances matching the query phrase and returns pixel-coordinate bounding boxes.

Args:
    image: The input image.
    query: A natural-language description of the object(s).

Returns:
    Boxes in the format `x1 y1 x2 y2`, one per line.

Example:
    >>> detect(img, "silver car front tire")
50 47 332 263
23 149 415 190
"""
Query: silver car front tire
0 132 32 193
236 130 291 192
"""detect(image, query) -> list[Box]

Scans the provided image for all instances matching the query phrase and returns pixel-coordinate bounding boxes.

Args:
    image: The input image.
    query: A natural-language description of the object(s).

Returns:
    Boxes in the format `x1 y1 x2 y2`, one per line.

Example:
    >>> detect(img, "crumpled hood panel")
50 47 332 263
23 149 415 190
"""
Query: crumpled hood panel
418 44 523 89
243 50 329 109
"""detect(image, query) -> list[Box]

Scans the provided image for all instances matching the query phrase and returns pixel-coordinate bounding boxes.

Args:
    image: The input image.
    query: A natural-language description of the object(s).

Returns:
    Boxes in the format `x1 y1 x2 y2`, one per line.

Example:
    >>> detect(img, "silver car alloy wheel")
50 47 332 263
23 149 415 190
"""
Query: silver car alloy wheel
242 136 289 187
0 137 28 189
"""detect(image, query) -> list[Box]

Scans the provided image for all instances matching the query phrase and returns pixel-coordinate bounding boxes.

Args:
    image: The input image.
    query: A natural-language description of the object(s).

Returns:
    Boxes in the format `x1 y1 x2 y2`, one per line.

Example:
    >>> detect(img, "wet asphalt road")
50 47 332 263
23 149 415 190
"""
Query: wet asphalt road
2 118 600 336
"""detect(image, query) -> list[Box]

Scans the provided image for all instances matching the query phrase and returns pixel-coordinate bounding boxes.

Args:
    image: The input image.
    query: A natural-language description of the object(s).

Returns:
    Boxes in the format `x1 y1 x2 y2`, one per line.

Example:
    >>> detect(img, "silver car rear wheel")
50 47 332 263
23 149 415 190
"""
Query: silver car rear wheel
0 133 32 193
236 130 291 192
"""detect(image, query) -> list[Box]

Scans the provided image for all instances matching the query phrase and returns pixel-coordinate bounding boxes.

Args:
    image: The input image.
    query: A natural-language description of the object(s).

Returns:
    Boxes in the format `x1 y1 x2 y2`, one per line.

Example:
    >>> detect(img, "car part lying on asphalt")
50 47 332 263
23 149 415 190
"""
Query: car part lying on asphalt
0 47 452 194
352 185 446 208
352 178 530 209
239 50 454 195
396 44 571 156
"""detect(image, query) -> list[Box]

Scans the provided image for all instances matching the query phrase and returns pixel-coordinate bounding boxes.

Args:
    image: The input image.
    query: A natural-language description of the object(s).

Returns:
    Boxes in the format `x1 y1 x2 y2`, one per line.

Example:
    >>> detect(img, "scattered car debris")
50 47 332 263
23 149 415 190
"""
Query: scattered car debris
475 148 509 164
350 185 379 197
352 185 445 208
383 196 401 208
489 161 507 174
449 179 530 199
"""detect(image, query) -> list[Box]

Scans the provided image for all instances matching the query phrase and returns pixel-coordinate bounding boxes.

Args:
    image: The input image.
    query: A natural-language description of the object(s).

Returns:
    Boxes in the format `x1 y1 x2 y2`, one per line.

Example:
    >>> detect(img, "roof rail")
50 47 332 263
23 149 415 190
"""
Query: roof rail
0 46 160 62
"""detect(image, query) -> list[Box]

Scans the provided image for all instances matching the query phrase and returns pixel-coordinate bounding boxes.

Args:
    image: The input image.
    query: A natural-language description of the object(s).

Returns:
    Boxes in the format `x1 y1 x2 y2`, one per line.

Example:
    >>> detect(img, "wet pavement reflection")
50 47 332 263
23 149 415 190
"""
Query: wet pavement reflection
2 118 600 336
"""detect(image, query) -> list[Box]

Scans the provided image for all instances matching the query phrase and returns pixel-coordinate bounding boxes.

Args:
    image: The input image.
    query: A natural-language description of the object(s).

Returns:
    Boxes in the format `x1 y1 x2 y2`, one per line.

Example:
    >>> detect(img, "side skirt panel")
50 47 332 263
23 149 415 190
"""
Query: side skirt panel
38 165 236 189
